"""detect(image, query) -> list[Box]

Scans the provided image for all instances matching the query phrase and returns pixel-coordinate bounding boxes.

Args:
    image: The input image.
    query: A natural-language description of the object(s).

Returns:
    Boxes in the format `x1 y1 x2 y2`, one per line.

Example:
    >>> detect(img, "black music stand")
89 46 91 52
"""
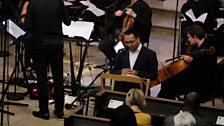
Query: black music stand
63 21 94 96
0 19 29 118
0 19 31 100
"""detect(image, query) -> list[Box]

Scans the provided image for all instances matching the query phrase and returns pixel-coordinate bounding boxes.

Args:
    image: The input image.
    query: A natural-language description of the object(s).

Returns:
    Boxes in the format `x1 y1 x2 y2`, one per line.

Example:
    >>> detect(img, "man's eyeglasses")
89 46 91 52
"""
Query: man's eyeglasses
124 39 137 46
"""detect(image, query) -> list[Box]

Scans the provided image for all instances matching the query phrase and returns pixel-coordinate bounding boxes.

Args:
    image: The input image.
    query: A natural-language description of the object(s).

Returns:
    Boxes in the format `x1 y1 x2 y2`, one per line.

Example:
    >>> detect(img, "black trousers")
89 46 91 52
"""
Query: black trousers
32 41 64 113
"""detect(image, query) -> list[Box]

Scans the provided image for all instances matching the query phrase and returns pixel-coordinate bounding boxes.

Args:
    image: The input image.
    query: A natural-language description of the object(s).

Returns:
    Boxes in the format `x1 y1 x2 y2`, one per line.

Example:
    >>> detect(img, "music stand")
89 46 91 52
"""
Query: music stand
63 21 94 96
0 19 29 116
0 19 31 100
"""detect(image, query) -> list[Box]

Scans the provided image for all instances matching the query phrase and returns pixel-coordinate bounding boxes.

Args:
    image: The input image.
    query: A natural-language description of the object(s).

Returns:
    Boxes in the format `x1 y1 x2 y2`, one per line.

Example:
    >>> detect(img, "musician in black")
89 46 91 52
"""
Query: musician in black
25 0 71 119
116 0 152 44
98 0 152 62
158 24 217 102
180 0 219 54
17 0 34 73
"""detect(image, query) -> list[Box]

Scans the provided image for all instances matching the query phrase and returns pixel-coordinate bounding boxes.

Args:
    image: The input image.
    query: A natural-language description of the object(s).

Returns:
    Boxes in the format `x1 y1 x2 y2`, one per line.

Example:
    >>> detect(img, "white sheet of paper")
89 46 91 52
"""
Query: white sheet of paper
62 21 94 40
216 18 224 29
185 9 208 23
216 116 224 125
114 40 125 53
64 95 77 105
64 1 73 6
108 99 123 109
2 19 26 40
79 0 105 17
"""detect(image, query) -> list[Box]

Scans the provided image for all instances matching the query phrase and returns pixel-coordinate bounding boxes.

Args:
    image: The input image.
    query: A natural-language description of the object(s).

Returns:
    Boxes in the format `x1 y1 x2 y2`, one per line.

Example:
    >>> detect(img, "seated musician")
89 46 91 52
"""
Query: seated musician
126 88 152 125
111 28 158 92
98 0 152 62
180 0 219 54
158 24 217 102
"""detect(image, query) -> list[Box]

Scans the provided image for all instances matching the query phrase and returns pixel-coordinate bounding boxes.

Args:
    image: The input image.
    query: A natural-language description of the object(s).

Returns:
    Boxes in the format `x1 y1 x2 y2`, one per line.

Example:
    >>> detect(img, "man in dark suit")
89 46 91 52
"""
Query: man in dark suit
111 28 158 92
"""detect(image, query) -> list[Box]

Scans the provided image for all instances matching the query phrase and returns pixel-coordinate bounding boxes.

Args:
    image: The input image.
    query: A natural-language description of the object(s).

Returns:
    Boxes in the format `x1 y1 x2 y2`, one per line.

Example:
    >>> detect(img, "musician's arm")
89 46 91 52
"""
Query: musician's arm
136 51 158 80
20 1 29 24
62 0 71 26
133 4 151 30
24 1 33 33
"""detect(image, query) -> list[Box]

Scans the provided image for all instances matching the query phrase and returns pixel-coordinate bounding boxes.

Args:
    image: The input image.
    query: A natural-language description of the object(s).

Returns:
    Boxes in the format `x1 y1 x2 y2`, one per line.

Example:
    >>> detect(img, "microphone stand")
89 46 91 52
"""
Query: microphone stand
172 0 180 62
65 66 108 111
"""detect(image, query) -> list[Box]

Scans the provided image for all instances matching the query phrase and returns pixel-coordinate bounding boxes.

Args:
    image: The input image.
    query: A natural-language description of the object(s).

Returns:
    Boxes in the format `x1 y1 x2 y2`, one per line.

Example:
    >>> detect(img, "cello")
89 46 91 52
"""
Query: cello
151 58 189 87
150 46 216 87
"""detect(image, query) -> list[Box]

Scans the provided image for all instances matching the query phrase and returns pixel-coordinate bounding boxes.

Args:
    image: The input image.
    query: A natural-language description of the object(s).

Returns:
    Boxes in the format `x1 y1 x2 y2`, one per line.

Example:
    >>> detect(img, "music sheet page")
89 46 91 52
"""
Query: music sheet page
62 21 94 40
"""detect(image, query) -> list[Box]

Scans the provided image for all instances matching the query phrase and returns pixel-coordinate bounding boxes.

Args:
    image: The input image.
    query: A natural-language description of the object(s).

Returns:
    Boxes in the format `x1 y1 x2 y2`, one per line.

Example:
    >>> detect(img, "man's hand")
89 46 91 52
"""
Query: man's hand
125 8 136 18
121 68 137 76
182 55 193 63
115 10 123 17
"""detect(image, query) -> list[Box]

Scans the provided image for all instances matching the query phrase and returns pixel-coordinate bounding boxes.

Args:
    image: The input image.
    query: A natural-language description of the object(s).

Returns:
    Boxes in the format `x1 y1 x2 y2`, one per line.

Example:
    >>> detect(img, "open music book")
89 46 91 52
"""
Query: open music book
62 21 94 40
0 19 30 45
185 9 208 23
0 19 26 40
64 0 105 17
79 0 105 17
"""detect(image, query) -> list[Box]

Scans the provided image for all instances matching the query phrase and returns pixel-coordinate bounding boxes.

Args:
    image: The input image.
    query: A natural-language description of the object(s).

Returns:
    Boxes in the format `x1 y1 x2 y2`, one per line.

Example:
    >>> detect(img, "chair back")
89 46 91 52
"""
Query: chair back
100 73 150 96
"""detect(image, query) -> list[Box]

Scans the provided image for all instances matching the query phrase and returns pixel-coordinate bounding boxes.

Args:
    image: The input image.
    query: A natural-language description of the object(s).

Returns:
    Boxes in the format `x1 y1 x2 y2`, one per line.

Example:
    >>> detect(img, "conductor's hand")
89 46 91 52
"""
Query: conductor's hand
121 68 137 76
182 55 193 63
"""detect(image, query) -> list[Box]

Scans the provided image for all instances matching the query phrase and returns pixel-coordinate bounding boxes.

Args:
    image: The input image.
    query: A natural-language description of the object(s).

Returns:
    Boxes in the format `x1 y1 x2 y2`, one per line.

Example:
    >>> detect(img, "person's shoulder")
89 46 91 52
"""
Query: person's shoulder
137 112 151 118
192 114 213 126
138 0 151 8
142 46 156 54
163 115 175 126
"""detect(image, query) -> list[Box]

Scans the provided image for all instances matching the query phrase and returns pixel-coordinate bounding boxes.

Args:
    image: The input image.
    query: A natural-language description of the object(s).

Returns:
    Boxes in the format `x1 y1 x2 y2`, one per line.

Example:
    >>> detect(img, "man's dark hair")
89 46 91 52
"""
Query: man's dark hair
187 24 206 40
183 92 201 113
124 28 140 38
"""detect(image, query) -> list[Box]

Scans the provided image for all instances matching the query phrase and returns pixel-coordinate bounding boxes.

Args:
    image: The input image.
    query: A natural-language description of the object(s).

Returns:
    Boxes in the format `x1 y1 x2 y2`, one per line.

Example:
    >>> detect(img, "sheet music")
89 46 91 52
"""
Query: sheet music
114 40 125 53
216 18 224 29
64 95 78 105
216 116 224 125
62 21 94 40
64 1 73 6
108 99 123 109
2 19 26 40
79 0 105 17
185 9 208 23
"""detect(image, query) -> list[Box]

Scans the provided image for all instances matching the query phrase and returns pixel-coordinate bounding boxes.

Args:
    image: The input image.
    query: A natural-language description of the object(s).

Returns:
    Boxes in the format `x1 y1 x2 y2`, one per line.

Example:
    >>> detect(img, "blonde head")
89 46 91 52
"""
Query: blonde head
126 88 146 107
